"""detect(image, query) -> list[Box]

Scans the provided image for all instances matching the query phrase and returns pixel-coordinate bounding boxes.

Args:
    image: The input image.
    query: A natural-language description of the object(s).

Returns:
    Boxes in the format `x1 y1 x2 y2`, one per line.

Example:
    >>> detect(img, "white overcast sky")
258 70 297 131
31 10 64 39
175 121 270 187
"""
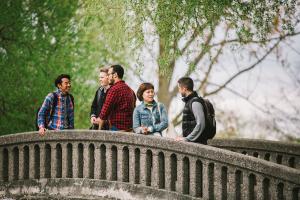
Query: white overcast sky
125 20 300 139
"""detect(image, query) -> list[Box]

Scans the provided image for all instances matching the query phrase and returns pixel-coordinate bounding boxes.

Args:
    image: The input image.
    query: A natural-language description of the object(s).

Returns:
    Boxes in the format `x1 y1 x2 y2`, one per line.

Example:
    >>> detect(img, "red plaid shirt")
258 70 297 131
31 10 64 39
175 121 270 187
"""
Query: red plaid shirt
99 81 136 130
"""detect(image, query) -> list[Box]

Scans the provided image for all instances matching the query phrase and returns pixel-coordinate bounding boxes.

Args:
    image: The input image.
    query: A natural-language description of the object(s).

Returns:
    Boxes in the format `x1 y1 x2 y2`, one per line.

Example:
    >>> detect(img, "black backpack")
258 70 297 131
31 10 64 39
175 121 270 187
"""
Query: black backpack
35 93 74 130
189 97 216 139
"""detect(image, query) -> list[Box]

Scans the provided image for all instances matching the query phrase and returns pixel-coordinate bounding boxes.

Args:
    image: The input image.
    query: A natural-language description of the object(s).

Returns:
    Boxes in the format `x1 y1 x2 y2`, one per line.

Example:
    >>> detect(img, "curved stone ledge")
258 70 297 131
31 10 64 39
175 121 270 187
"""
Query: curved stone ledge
0 130 300 199
0 178 191 200
208 138 300 169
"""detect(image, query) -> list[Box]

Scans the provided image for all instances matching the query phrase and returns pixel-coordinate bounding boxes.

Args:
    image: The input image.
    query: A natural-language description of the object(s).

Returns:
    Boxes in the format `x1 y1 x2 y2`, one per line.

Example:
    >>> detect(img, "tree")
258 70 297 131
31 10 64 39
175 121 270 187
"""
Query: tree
126 0 300 138
0 0 79 134
1 0 299 139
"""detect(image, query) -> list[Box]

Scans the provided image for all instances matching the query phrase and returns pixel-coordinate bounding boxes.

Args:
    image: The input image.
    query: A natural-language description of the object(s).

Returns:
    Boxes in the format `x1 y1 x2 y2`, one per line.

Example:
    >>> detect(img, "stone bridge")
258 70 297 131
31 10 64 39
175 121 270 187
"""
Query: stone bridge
0 130 299 199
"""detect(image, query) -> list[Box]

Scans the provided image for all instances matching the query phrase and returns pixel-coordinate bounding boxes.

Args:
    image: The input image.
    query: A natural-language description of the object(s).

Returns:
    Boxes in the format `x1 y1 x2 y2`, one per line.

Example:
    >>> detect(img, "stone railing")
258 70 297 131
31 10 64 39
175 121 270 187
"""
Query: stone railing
208 139 300 170
0 130 299 199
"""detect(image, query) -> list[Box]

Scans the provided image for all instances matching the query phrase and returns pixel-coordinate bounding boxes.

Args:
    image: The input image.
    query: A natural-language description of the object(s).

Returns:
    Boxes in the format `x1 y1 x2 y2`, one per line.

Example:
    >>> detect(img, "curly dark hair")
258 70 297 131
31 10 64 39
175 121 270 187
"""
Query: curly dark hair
54 74 71 88
136 83 154 101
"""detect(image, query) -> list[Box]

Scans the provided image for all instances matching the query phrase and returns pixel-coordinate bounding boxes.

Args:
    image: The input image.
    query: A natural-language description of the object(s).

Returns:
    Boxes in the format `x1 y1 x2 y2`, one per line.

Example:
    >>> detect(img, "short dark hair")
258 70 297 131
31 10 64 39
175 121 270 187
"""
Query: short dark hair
178 77 194 91
136 83 154 101
55 74 71 88
110 64 124 79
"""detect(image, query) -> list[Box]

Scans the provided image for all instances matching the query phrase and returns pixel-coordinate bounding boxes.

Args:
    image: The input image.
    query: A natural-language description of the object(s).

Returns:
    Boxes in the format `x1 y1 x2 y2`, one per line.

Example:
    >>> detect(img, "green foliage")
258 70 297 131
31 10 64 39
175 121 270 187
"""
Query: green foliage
0 0 298 136
0 0 138 135
0 0 79 134
129 0 297 73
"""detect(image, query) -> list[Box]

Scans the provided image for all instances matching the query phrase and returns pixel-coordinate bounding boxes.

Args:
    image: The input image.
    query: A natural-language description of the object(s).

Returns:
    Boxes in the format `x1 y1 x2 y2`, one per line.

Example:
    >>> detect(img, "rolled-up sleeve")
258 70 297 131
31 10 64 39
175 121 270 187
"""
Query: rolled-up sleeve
37 93 53 128
99 89 115 120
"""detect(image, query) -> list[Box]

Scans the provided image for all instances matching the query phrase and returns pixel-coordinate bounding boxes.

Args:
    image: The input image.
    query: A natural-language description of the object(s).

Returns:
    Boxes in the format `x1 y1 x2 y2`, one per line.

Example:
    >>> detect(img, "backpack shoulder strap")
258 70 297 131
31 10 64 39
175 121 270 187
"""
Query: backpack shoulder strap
188 96 209 118
69 94 74 107
50 92 58 118
188 97 201 111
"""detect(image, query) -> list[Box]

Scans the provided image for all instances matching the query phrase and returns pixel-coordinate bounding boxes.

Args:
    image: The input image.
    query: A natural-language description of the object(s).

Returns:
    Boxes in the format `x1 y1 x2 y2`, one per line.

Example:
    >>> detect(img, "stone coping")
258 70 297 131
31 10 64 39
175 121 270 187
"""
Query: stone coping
0 178 195 200
0 130 300 184
208 138 300 156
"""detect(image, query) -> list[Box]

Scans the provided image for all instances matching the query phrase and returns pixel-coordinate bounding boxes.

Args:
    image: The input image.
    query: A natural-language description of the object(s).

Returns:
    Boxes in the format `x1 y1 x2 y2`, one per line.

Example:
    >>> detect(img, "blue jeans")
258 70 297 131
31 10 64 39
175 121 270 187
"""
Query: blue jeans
110 125 119 131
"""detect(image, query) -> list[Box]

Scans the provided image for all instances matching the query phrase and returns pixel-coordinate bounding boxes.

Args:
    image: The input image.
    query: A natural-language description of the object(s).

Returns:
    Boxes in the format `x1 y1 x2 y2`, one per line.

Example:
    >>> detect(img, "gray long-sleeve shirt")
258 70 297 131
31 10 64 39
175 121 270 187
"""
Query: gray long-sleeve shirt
185 101 206 142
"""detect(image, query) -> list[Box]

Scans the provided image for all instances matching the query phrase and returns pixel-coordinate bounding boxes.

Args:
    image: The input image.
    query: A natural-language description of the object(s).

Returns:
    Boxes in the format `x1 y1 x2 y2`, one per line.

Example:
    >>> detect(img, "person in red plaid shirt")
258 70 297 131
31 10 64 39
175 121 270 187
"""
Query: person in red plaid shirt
97 65 136 131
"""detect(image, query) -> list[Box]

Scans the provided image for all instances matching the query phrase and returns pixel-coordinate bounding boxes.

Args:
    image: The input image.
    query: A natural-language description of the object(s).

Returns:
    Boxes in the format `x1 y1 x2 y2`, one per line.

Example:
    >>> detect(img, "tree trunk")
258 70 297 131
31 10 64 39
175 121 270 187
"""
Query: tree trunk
157 74 172 109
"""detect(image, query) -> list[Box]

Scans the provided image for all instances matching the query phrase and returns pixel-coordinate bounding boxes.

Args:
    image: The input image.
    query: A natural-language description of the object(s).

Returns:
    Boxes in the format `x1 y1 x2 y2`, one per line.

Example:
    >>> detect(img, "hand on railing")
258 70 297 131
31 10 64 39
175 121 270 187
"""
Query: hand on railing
39 127 46 136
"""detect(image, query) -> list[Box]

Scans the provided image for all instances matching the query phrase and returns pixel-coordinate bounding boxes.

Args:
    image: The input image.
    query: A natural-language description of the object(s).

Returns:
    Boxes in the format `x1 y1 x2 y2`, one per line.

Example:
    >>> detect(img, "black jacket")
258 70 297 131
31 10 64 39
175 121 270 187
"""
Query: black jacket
90 87 107 117
182 91 208 144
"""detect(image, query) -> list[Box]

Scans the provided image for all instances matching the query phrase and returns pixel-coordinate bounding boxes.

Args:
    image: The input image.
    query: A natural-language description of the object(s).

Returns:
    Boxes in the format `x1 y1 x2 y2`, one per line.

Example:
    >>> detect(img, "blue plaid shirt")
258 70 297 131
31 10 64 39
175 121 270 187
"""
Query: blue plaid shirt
38 89 74 130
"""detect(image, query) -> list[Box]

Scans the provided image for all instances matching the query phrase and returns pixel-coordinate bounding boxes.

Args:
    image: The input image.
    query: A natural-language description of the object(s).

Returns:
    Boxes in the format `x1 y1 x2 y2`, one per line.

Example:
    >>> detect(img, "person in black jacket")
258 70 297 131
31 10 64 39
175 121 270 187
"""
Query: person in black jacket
90 67 110 130
175 77 207 144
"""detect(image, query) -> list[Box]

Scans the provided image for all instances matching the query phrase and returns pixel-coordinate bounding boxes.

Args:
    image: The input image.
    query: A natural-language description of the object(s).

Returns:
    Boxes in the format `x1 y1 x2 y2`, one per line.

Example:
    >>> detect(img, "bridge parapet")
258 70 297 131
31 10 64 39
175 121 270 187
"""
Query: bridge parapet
0 131 299 199
208 138 300 170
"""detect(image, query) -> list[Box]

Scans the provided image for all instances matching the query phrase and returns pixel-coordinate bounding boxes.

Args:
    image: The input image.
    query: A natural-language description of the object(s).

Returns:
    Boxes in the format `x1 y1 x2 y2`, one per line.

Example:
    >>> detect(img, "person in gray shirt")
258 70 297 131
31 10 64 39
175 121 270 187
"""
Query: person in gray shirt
175 77 208 144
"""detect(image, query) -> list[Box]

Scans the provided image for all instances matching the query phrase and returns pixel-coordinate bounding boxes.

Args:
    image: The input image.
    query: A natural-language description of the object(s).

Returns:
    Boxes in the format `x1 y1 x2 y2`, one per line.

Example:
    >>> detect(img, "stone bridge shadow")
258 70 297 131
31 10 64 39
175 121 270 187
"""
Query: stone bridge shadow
0 130 299 199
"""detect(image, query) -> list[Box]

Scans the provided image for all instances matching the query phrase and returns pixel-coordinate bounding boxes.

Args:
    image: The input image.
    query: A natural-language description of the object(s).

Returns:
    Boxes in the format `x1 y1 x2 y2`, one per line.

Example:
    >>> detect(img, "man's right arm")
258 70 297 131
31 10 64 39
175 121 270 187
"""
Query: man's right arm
90 90 99 124
37 93 53 128
38 93 54 135
90 89 100 118
99 89 115 120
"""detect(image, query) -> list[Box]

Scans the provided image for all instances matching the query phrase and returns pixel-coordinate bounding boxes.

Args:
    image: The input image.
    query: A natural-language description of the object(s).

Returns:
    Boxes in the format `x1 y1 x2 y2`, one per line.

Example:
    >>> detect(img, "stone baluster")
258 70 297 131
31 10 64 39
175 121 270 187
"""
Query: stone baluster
268 178 278 200
94 144 101 180
139 148 147 186
189 156 197 197
176 154 184 194
72 143 78 178
29 144 35 179
283 183 294 200
256 175 264 200
50 143 57 178
241 171 250 200
128 146 136 184
18 146 24 180
117 145 123 182
83 143 89 178
214 163 223 200
202 161 209 198
164 152 172 191
106 144 113 181
99 144 106 180
8 147 14 181
39 144 45 179
61 143 68 178
151 150 160 189
227 168 238 199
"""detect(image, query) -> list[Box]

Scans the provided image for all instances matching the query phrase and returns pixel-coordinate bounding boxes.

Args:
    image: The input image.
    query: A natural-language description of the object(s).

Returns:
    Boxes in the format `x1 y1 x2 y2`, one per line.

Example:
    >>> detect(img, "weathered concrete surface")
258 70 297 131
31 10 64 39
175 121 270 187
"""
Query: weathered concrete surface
0 178 194 200
0 131 299 199
208 138 300 169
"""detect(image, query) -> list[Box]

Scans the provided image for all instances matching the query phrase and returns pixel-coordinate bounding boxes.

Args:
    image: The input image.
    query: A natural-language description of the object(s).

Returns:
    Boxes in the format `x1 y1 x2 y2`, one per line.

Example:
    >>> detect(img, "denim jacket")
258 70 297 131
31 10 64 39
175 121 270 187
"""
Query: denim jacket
133 101 168 135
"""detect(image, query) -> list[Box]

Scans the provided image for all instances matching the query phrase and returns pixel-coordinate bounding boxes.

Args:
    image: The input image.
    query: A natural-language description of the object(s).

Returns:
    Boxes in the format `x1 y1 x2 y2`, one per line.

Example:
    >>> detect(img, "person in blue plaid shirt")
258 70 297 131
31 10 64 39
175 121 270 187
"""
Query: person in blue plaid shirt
37 74 74 136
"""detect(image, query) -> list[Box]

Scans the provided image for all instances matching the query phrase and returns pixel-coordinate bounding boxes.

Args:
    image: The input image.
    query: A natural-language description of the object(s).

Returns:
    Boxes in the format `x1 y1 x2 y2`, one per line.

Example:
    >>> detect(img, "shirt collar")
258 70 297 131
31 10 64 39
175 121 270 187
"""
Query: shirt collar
142 100 157 109
56 89 68 97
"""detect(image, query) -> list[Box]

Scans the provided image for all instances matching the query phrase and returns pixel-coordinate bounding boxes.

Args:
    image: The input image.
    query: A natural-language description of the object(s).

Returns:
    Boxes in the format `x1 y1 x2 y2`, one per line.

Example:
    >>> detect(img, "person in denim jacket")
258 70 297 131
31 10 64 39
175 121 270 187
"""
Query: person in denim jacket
133 83 168 136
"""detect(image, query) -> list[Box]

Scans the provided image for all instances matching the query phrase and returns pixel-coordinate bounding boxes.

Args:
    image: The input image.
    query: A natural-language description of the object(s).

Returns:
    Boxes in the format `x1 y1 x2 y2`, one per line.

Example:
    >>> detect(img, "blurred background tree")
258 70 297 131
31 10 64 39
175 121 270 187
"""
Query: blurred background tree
1 0 299 141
